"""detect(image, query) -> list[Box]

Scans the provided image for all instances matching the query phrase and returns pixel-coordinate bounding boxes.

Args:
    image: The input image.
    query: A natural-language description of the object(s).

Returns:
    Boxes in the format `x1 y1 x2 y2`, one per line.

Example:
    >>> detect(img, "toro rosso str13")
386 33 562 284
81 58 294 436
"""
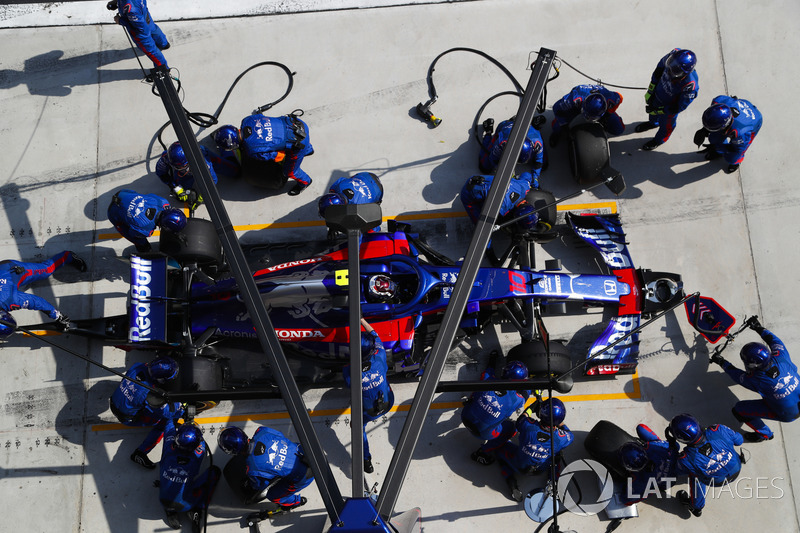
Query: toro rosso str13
62 214 682 383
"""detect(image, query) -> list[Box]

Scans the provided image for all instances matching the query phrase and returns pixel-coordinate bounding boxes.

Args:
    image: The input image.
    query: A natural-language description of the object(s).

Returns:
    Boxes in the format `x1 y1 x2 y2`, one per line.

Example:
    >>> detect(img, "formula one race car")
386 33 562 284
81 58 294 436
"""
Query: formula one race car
44 213 682 395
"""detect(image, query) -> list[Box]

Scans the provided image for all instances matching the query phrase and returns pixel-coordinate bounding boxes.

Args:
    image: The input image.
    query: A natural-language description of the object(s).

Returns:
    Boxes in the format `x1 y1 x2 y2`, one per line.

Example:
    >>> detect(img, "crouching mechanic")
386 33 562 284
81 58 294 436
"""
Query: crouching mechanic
636 48 699 151
671 413 743 517
156 141 234 210
710 316 799 442
550 85 624 147
109 355 184 469
619 424 679 505
343 318 394 473
107 189 187 253
218 425 314 511
460 172 535 225
461 360 530 466
496 398 574 502
693 95 762 174
479 117 545 181
213 112 315 196
0 251 87 338
159 421 221 531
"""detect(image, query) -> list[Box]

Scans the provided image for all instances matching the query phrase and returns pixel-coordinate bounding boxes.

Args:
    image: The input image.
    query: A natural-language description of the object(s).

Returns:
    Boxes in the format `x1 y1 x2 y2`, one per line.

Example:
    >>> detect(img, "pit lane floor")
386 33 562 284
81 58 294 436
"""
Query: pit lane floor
1 1 799 531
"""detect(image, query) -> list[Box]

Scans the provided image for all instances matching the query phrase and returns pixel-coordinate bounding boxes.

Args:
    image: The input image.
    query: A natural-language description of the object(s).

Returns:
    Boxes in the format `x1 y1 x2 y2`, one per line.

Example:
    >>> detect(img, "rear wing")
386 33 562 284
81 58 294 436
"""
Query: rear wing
128 255 168 343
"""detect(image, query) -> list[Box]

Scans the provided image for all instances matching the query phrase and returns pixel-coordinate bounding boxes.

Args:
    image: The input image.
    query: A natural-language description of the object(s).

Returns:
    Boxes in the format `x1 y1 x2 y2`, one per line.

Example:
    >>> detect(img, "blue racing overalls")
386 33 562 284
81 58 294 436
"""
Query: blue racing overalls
707 95 763 165
0 251 77 319
116 0 169 68
460 173 532 225
496 415 574 481
244 426 315 507
107 189 172 251
552 84 625 135
676 424 743 511
644 49 699 144
239 114 314 186
330 172 384 204
159 420 221 513
479 119 544 179
623 424 679 504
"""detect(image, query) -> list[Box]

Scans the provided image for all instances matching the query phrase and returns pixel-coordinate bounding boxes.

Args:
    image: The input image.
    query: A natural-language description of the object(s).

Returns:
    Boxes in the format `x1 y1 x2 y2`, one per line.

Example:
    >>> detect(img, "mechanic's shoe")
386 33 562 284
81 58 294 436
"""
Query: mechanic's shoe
70 253 87 272
189 509 204 533
704 149 722 161
675 490 701 516
743 431 773 442
725 164 740 174
635 122 657 133
364 458 374 474
165 509 181 530
131 449 156 469
280 497 308 512
288 179 311 196
470 449 494 466
548 130 562 148
507 476 523 502
160 42 171 50
642 139 662 151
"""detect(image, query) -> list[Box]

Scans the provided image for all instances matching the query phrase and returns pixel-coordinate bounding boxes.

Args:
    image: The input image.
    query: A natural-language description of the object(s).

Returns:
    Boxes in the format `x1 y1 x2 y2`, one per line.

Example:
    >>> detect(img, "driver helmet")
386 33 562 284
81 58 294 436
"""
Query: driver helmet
511 202 539 232
318 192 346 218
0 310 16 340
538 398 566 427
702 104 734 132
669 413 705 446
740 342 772 371
665 49 697 79
620 442 648 472
146 355 179 384
502 360 528 380
166 142 189 174
218 426 249 455
213 125 240 151
368 275 397 300
157 208 187 233
175 423 203 451
582 93 608 122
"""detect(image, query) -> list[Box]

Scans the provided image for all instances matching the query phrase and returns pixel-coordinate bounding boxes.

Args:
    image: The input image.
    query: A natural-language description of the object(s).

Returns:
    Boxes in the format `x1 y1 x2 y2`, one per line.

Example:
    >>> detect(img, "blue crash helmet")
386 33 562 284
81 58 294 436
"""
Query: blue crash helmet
0 310 16 339
740 342 772 371
175 424 203 451
511 203 540 232
538 398 566 427
620 442 648 472
213 125 240 151
147 355 179 384
167 142 189 171
670 413 704 445
499 140 535 165
158 208 187 233
702 104 734 132
502 360 528 380
582 93 608 122
665 49 697 79
218 426 249 455
318 192 346 218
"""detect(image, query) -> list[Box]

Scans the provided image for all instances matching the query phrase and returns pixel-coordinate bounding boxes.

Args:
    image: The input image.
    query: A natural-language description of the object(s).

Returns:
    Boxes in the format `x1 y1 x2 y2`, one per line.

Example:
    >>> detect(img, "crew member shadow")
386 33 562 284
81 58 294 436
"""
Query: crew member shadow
423 137 479 206
1 49 146 97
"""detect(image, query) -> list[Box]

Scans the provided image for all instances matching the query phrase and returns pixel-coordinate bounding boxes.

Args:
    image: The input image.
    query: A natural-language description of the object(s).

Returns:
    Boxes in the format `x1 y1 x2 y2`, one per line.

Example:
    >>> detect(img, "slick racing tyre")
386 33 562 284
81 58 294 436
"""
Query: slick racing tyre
507 340 573 393
524 188 558 243
159 218 223 266
568 122 610 185
584 420 639 479
168 356 224 413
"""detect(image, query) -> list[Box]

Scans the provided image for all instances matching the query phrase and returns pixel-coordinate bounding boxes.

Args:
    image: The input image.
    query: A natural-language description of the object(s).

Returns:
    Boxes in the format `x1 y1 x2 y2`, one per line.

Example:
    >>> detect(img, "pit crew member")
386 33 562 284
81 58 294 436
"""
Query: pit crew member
212 113 315 196
343 318 394 473
109 355 184 469
693 95 763 174
636 48 699 151
158 421 221 531
218 425 313 511
550 85 624 147
479 117 545 180
107 189 186 253
495 397 574 502
318 172 384 235
461 358 530 466
671 413 743 517
110 0 170 69
710 316 799 442
619 424 679 505
0 251 86 337
156 141 235 210
460 172 535 225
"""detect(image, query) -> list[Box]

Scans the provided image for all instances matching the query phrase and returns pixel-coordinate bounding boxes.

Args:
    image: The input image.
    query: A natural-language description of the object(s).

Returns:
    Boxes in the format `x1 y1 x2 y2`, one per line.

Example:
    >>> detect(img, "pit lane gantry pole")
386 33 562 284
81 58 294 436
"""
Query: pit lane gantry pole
151 68 346 521
375 47 557 519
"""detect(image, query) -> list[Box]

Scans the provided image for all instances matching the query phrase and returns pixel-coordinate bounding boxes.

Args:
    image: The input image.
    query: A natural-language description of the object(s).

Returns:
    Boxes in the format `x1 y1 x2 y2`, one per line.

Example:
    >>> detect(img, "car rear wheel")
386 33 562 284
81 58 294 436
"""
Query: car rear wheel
159 217 223 267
